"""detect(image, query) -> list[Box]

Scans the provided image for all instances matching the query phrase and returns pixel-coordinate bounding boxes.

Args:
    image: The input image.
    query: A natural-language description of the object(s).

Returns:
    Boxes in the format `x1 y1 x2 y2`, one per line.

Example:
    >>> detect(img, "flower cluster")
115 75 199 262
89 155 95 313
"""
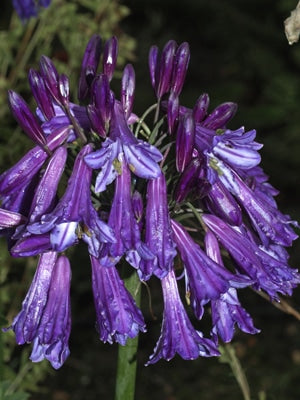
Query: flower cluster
12 0 51 21
1 35 299 369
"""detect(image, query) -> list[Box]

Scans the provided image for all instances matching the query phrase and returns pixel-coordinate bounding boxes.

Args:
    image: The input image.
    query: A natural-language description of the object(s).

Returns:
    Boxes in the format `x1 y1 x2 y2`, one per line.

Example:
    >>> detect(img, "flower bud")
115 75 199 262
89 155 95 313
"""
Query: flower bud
171 42 190 96
193 93 210 123
8 90 47 147
28 69 55 120
176 114 195 172
203 102 237 129
102 36 118 81
78 34 102 101
121 64 135 120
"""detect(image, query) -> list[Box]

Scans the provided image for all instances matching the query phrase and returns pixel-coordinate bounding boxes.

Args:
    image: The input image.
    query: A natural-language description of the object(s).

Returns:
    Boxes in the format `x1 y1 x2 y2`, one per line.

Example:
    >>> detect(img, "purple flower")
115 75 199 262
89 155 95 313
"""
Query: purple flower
9 147 67 256
175 113 195 173
8 90 48 148
210 127 262 171
78 34 102 101
205 230 259 342
205 155 298 247
211 288 260 343
202 214 300 299
149 40 177 99
0 208 26 230
131 190 143 224
121 64 135 120
0 126 69 198
146 269 219 365
102 37 118 81
202 102 237 130
173 157 203 203
171 219 250 319
6 252 71 369
13 0 51 21
39 55 61 105
140 173 177 280
85 101 162 193
28 145 115 255
90 256 146 345
204 179 242 226
170 42 190 97
87 73 115 138
102 153 153 269
28 69 55 120
167 92 179 134
10 234 52 257
192 93 210 123
28 146 67 224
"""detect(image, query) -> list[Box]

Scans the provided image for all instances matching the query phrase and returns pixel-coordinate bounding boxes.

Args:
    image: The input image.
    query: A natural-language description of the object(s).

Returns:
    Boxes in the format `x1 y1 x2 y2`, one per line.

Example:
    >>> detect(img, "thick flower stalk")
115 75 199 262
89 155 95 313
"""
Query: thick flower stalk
1 34 299 372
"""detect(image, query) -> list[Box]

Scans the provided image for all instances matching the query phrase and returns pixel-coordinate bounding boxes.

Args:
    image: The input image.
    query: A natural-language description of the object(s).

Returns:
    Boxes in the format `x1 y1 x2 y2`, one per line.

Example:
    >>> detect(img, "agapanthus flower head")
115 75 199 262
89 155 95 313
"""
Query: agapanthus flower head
2 34 299 371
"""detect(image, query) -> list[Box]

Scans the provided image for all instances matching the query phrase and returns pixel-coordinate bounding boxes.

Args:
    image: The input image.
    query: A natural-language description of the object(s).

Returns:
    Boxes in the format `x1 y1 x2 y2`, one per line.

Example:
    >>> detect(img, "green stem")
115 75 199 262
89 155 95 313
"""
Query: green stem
220 343 251 400
114 271 141 400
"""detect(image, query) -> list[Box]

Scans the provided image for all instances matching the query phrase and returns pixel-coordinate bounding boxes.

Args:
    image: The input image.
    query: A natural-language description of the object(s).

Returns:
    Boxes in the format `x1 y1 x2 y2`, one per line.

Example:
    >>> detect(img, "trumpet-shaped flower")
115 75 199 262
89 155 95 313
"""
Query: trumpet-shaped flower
28 145 115 255
146 269 219 364
85 101 162 193
140 173 177 280
5 252 71 369
171 219 251 319
90 256 146 345
205 230 259 342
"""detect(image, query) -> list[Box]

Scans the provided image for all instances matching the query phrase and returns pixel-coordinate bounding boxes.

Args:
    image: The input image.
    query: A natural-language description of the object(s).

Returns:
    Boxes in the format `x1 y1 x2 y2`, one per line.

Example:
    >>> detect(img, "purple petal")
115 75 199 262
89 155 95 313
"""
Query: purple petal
146 269 219 365
8 90 47 147
167 92 179 134
203 102 237 129
156 40 177 98
78 34 102 101
0 208 26 229
28 146 67 223
175 114 195 172
141 173 177 280
90 256 146 345
7 252 58 344
10 234 52 257
50 221 78 251
124 141 162 179
84 138 121 193
28 69 55 120
102 36 118 81
121 64 135 120
171 42 190 96
148 45 159 90
171 219 248 319
193 93 210 123
30 255 71 369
